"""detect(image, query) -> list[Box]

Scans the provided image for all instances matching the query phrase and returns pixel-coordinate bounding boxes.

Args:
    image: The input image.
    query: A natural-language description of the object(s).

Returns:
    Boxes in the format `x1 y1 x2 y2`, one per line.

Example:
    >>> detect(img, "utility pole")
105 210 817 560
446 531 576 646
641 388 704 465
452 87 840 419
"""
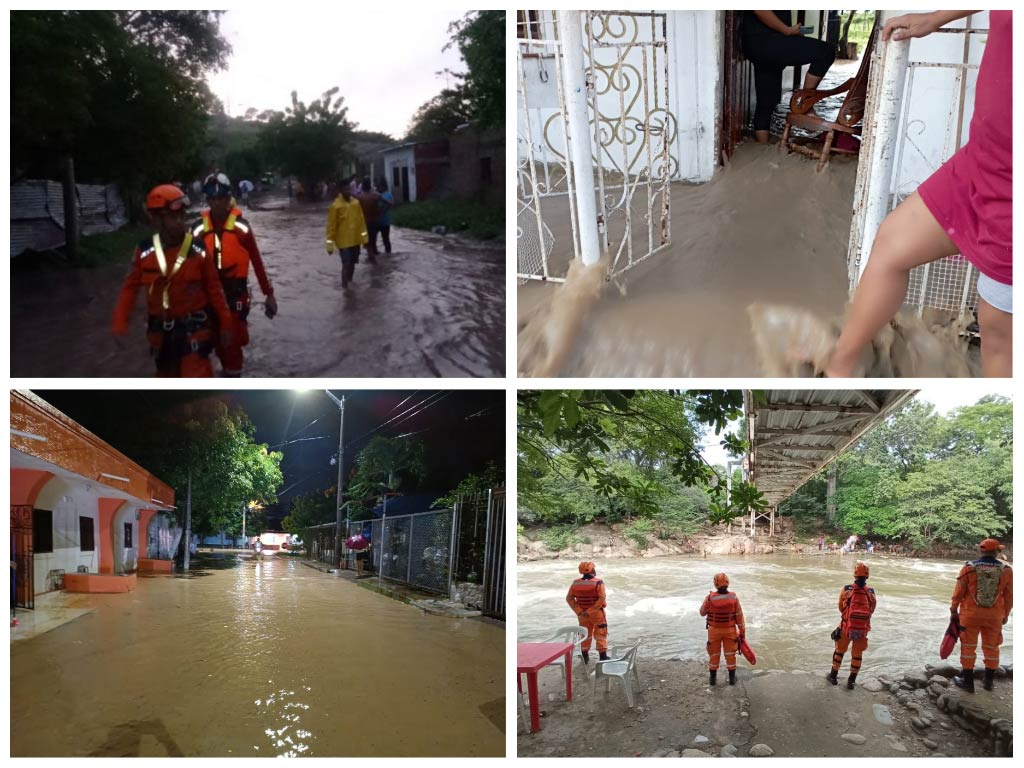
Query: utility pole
184 472 192 571
241 501 247 546
325 391 346 569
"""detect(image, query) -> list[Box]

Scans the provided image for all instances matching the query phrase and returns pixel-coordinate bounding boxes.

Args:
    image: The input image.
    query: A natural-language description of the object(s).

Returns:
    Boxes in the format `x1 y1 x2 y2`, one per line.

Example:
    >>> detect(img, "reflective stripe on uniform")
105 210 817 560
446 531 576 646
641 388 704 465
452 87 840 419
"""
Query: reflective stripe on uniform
153 232 194 311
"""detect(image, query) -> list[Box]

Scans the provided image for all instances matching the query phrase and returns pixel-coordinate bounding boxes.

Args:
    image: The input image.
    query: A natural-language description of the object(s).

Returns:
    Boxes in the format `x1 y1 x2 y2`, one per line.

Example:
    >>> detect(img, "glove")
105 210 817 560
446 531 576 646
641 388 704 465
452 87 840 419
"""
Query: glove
326 241 335 255
264 294 278 319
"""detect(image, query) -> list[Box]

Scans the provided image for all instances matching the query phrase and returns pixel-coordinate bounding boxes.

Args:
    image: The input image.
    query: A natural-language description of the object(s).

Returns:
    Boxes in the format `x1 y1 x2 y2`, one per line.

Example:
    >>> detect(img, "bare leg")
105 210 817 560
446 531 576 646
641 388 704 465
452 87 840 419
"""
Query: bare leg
755 130 771 144
803 73 823 90
977 298 1012 377
826 192 958 377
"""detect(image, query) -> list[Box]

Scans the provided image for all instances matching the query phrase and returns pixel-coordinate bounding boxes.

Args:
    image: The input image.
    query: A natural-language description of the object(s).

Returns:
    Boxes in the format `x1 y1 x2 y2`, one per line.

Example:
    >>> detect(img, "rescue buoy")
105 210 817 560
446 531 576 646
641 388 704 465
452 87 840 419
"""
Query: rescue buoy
738 635 757 665
939 617 962 660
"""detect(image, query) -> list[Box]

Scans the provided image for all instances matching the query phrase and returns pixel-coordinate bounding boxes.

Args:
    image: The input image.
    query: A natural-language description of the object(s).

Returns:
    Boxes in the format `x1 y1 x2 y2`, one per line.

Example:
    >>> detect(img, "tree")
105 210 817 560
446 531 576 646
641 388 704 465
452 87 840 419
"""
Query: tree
433 460 504 508
11 11 230 241
347 436 426 502
406 88 474 141
444 11 505 128
282 487 336 537
257 88 355 199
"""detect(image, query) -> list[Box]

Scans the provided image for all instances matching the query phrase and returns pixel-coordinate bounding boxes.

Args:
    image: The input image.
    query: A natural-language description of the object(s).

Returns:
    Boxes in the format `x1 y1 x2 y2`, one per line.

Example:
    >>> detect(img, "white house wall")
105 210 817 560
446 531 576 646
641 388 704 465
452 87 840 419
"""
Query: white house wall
383 148 417 202
31 476 100 594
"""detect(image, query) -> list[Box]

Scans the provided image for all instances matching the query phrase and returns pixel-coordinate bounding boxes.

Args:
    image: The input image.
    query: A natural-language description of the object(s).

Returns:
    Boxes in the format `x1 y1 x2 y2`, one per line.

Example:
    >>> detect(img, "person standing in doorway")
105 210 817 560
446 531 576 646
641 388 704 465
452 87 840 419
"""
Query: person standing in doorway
828 561 876 689
742 10 837 143
950 538 1013 692
325 178 369 289
827 11 1012 378
566 561 609 664
700 572 746 686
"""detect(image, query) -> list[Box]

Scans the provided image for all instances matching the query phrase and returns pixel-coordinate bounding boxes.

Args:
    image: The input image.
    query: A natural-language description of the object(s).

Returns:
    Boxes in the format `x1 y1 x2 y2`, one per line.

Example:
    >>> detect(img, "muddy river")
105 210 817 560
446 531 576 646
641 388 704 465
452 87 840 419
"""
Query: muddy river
11 199 505 378
10 553 505 757
518 554 1013 676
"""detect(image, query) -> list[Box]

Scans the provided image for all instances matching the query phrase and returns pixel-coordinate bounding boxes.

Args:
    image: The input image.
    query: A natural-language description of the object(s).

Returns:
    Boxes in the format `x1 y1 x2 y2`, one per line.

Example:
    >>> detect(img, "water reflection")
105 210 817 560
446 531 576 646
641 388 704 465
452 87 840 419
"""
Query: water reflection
11 553 504 757
518 553 1013 675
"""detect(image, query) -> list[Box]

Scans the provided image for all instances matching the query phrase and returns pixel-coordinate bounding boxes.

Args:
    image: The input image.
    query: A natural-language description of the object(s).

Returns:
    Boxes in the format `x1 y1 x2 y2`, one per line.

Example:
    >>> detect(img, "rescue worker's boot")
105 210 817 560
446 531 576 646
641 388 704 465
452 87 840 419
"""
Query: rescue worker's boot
709 670 717 686
826 669 839 686
728 669 737 686
581 650 590 665
983 669 995 691
952 669 976 693
599 651 609 661
847 673 857 690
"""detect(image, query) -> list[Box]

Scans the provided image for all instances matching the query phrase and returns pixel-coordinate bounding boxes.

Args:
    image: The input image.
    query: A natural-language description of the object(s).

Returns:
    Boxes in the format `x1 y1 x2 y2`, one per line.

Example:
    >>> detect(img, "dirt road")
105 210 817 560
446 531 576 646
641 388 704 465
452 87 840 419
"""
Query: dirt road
12 199 505 377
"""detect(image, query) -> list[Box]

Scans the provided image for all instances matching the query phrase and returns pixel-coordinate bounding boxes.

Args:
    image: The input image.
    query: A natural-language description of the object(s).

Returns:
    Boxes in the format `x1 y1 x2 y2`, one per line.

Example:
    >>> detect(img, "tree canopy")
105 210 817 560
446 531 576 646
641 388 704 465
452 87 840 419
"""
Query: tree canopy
779 395 1012 549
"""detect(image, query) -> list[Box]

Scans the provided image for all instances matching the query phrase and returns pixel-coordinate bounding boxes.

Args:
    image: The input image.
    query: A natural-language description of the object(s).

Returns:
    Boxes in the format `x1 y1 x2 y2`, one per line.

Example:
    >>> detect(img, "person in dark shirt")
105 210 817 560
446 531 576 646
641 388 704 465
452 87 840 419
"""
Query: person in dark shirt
742 11 837 143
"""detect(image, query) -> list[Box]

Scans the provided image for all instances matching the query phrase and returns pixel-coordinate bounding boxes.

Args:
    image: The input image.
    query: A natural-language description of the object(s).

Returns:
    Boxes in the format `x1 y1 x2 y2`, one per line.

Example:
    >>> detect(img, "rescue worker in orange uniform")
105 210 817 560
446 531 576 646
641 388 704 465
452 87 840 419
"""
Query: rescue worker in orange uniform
951 538 1013 693
112 185 233 377
700 572 746 686
828 561 877 689
325 177 369 289
192 173 278 377
566 561 609 664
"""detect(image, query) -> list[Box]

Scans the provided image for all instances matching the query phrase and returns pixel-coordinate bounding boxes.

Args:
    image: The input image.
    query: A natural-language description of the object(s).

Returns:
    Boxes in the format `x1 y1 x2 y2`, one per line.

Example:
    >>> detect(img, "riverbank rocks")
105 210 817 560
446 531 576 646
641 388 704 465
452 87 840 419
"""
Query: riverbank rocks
929 675 949 687
841 733 866 745
748 744 774 757
903 672 930 689
911 717 930 731
862 678 885 692
681 749 710 757
925 663 959 679
693 735 710 745
721 744 738 757
923 738 939 749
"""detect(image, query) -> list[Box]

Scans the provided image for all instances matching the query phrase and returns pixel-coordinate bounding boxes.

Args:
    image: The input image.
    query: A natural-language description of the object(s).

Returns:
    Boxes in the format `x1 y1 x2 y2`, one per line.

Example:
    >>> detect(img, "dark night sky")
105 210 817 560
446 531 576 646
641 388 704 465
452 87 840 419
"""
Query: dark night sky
33 389 504 527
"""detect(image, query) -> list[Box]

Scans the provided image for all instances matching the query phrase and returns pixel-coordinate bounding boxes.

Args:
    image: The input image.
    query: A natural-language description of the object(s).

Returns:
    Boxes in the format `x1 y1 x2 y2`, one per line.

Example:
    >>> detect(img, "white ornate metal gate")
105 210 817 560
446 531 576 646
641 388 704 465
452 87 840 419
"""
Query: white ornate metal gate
517 10 677 282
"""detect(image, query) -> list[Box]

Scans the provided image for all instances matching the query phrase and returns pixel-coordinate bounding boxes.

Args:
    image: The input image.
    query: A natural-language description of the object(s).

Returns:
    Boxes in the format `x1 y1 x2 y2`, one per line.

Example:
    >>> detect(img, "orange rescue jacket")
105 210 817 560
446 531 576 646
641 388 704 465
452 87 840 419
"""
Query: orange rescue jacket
952 558 1013 627
700 590 746 634
839 583 876 638
192 208 274 298
567 577 607 616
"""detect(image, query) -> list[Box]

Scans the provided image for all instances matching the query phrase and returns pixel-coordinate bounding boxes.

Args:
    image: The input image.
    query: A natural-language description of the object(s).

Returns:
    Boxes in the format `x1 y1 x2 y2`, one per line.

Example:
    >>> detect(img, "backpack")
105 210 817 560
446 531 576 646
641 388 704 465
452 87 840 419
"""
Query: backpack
842 583 875 638
972 562 1005 608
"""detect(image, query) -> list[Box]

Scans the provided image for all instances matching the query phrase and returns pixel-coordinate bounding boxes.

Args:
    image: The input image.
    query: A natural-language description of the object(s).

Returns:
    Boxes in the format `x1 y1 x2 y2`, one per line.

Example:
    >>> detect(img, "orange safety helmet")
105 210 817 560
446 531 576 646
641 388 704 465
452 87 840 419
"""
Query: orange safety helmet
713 572 729 588
578 561 596 575
979 538 1005 552
853 561 870 578
146 184 190 212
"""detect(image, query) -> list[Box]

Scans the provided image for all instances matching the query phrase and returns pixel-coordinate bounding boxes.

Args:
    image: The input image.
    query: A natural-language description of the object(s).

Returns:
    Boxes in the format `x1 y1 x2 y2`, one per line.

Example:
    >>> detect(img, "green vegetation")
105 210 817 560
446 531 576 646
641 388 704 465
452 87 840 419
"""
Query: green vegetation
281 487 336 537
518 391 765 548
844 11 876 52
433 460 504 508
391 199 503 240
779 396 1012 550
13 224 151 272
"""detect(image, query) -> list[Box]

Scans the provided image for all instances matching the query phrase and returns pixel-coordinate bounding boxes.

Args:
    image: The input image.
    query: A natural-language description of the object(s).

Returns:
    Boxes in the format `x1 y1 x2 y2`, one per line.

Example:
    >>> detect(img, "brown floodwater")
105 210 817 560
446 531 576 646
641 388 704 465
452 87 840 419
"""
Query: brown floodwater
11 199 505 378
10 553 505 757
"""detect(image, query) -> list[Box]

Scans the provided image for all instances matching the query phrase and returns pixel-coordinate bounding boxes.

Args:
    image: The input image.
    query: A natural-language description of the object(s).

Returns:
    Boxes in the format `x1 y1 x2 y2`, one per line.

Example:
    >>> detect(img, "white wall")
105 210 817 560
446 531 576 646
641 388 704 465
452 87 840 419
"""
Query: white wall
383 147 417 202
32 476 100 594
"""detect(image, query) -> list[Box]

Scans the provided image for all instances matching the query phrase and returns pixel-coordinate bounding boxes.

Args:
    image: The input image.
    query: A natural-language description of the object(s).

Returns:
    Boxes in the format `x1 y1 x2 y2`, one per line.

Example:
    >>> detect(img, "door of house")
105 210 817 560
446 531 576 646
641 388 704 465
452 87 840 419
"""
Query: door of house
11 505 34 610
400 167 410 203
722 11 753 161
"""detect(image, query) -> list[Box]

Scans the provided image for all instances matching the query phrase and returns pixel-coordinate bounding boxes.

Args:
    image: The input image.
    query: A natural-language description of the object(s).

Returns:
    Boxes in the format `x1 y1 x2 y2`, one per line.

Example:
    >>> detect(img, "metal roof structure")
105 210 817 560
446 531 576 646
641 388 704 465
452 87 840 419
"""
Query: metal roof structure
745 389 918 507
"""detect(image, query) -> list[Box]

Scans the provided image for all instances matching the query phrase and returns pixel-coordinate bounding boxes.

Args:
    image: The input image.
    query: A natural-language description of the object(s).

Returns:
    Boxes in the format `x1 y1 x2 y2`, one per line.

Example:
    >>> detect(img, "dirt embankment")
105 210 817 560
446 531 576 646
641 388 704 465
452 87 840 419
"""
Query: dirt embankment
518 659 1012 758
518 522 996 563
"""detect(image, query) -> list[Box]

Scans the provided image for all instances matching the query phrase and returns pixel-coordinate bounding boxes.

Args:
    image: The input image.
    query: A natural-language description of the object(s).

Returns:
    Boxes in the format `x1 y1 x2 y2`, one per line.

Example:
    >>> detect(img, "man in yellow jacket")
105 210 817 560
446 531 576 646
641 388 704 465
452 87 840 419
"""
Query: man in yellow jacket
325 178 369 288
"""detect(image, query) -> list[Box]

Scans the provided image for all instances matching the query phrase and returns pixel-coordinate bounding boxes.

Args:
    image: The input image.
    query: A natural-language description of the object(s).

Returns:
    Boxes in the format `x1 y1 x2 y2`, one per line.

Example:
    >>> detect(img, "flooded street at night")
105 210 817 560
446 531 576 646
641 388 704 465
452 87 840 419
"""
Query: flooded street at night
518 554 1014 676
11 553 505 757
12 199 505 378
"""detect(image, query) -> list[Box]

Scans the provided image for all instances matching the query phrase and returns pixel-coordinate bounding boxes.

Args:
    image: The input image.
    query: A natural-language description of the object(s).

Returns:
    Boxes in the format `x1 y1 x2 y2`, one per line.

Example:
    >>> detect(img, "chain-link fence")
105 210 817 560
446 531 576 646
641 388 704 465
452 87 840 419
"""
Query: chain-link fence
345 510 455 595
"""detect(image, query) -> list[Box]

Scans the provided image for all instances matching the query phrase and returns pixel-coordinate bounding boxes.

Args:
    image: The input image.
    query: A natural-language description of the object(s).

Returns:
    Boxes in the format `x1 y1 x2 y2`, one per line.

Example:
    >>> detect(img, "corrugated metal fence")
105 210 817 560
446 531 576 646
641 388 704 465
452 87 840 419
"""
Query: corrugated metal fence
11 180 128 257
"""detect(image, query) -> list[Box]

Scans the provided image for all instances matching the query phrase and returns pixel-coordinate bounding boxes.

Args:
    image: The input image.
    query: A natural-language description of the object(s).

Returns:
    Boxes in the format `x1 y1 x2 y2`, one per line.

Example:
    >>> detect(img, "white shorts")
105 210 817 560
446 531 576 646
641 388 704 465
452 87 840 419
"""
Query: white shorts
977 273 1012 314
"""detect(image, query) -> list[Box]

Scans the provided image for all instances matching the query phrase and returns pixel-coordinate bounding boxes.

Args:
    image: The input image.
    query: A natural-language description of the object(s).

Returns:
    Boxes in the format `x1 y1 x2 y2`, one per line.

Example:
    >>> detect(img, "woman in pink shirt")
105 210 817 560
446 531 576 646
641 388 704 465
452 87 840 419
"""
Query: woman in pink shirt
827 11 1012 377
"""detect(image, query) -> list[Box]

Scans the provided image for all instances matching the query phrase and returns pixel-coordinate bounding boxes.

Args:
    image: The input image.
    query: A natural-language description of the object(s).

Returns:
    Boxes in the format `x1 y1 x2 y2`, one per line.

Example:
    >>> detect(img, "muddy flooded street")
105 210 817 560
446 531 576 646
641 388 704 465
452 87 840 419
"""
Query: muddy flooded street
518 554 1013 676
12 200 505 377
518 143 856 377
11 553 505 757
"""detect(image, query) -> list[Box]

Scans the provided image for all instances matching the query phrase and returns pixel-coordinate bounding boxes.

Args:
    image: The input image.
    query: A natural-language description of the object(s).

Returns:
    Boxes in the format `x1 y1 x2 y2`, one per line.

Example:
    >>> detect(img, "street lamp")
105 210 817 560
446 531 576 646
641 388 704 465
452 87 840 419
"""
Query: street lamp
323 390 346 569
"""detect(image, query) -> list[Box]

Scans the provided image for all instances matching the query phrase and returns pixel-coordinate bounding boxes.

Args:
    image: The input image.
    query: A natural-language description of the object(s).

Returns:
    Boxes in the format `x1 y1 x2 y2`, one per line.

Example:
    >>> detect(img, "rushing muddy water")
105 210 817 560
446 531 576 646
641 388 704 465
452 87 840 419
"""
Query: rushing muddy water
518 554 1013 676
10 554 504 757
12 199 505 377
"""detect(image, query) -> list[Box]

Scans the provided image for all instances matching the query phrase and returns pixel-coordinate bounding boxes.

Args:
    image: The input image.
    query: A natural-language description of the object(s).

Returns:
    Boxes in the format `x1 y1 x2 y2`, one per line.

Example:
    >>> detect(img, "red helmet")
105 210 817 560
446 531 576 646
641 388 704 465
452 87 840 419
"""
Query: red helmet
146 184 190 212
979 538 1005 552
578 561 596 575
854 561 870 578
713 572 729 588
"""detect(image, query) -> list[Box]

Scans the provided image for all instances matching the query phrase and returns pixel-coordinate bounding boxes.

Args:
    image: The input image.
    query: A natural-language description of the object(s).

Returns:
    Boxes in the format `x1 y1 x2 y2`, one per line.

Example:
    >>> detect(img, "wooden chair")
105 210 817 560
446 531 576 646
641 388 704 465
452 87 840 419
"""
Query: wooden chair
780 20 879 171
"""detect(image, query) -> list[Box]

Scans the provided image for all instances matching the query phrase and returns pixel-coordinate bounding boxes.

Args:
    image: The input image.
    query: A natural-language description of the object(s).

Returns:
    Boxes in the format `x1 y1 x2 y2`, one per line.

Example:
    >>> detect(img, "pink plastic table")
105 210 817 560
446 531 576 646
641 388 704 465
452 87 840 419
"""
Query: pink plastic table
517 641 573 733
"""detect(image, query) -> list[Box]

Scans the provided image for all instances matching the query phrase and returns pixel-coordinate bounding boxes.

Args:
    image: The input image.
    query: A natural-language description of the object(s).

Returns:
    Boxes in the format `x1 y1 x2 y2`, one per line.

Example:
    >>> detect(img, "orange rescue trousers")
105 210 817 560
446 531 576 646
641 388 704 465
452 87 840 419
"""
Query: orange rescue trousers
960 624 1003 670
578 608 608 654
707 626 738 671
215 314 250 376
832 632 868 674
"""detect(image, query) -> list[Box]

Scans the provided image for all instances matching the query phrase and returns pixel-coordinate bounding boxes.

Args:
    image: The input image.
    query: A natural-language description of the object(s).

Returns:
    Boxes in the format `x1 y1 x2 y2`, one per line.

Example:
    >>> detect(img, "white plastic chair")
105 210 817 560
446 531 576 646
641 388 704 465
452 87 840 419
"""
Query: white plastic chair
545 625 588 675
517 681 529 733
592 640 642 708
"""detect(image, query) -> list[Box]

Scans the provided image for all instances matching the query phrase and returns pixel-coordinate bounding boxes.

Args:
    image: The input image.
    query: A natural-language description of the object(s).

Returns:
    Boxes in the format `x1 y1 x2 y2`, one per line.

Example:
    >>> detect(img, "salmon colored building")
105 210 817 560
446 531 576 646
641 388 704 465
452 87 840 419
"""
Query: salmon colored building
10 391 176 607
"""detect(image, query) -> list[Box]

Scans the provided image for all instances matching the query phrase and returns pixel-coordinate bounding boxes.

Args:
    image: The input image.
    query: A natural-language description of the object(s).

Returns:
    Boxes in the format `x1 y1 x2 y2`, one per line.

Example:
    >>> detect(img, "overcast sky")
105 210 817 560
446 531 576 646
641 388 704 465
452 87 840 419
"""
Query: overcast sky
206 8 469 137
700 386 1013 468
